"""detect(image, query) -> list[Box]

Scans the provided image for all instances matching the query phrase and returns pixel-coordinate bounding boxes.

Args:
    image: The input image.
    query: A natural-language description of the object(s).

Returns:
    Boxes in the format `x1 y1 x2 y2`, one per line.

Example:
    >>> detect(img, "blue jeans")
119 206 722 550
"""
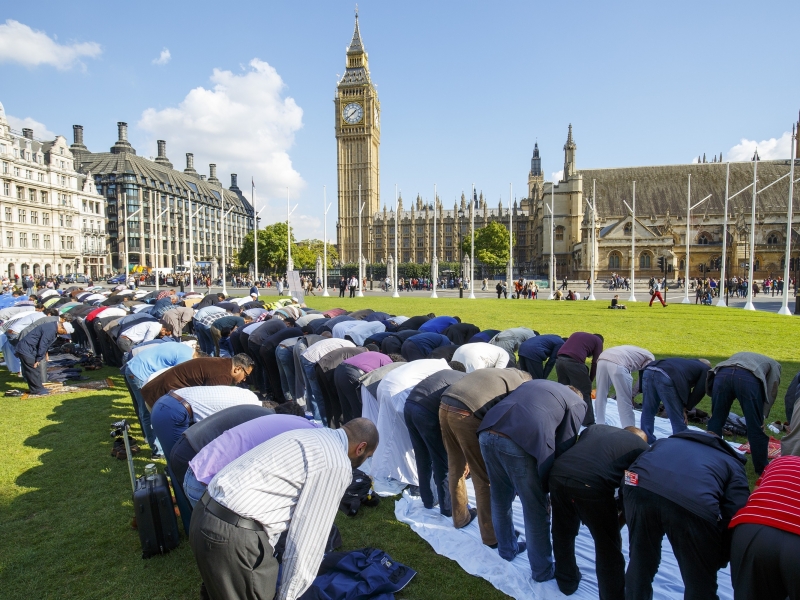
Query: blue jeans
124 367 163 455
183 466 206 508
292 340 309 401
404 400 450 515
219 336 233 358
194 322 213 355
150 395 191 461
300 356 327 423
275 344 296 402
479 431 554 581
0 333 21 374
641 370 686 443
708 366 768 473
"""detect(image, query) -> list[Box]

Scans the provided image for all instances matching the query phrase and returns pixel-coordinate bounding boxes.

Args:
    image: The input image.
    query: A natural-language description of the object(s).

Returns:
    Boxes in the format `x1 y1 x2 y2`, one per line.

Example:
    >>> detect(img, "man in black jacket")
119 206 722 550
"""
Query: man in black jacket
639 357 710 442
623 431 749 600
16 316 73 395
550 424 649 598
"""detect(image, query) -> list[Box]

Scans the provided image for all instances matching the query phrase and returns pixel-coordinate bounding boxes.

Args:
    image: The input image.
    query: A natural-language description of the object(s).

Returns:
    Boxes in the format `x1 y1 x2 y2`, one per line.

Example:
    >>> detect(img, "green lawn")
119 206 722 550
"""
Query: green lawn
1 299 797 599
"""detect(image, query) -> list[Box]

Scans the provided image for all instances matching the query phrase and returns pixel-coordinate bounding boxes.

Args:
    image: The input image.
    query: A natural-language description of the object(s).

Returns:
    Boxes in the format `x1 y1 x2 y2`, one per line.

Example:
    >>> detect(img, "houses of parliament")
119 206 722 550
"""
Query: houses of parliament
335 16 800 280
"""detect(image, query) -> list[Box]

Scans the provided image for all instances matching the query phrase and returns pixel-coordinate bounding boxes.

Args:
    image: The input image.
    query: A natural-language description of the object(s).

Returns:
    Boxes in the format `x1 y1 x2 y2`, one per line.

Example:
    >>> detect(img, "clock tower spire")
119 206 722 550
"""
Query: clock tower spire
335 11 380 264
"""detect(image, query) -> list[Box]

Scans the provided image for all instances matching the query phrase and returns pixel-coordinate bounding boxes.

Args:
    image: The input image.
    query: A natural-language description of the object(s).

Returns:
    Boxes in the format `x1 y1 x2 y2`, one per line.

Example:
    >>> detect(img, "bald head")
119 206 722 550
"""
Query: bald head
624 426 648 443
342 418 379 468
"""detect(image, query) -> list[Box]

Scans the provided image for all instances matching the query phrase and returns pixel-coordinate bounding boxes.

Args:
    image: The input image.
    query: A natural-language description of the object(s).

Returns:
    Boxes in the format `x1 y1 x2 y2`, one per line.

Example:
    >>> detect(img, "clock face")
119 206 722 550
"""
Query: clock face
342 102 363 125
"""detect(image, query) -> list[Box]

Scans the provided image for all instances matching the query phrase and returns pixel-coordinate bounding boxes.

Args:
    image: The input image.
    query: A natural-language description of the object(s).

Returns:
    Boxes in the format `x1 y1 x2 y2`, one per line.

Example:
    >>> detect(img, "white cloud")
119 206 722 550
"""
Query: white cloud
152 48 171 66
138 58 305 221
0 19 101 70
5 114 56 140
726 131 793 162
551 170 564 182
290 214 323 242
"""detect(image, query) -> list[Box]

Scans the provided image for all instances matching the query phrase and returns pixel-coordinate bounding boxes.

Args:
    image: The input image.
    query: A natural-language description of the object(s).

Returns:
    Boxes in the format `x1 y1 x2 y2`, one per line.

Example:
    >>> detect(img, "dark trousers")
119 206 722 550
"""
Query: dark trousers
19 354 48 395
624 485 725 600
339 286 345 298
556 356 595 425
349 286 356 298
259 345 284 402
708 366 769 474
247 339 269 395
334 363 365 422
730 522 800 600
169 434 198 492
519 355 554 380
404 400 450 515
551 477 625 599
189 500 278 600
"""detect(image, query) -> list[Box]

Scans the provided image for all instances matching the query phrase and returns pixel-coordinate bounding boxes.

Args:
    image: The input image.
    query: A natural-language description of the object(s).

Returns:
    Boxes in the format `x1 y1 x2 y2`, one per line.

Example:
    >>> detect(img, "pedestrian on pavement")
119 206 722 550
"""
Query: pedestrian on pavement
649 278 667 307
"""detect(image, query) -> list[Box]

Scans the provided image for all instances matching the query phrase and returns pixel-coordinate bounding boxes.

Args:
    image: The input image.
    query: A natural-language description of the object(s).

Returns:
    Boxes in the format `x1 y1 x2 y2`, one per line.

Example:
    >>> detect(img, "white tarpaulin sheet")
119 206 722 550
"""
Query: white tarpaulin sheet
394 399 737 600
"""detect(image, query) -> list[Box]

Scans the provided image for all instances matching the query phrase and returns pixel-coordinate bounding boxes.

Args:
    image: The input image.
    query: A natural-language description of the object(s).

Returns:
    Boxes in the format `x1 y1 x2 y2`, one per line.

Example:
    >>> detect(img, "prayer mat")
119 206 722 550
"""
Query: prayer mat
394 399 736 600
738 437 782 459
21 378 114 399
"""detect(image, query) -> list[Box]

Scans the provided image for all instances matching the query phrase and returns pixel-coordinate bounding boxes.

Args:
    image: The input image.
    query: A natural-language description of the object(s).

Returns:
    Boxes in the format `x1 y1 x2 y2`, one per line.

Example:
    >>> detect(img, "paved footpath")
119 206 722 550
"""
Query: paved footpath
115 280 799 315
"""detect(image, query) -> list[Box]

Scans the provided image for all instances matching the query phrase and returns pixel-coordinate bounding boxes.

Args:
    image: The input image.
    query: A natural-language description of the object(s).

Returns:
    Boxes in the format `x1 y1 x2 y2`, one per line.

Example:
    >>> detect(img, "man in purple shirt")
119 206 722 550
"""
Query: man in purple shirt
555 332 604 425
334 351 394 422
183 414 320 506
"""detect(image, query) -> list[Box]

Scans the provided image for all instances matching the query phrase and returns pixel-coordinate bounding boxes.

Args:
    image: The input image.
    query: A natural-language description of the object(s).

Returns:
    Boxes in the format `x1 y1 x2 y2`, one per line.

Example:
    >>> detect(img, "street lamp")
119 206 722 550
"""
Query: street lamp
322 186 332 297
220 204 235 296
623 181 637 302
585 179 597 301
357 187 365 298
431 183 439 299
469 183 475 299
392 185 400 298
779 125 797 316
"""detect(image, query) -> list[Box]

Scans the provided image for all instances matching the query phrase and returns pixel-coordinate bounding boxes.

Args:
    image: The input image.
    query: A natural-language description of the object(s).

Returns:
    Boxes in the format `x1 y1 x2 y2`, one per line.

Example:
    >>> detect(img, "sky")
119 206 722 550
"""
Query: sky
1 0 798 240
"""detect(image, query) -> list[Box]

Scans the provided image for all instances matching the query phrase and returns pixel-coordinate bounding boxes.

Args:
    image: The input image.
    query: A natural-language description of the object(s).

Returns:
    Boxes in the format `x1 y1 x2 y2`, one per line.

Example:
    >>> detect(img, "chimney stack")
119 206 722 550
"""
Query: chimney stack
22 128 33 140
110 121 136 155
72 125 85 147
154 140 173 169
208 163 219 183
184 152 198 176
229 173 240 192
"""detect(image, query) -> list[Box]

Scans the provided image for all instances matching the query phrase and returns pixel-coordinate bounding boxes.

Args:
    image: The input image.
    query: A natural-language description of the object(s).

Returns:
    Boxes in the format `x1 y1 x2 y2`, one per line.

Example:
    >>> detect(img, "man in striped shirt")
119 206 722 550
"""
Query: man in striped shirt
729 455 800 599
189 418 379 600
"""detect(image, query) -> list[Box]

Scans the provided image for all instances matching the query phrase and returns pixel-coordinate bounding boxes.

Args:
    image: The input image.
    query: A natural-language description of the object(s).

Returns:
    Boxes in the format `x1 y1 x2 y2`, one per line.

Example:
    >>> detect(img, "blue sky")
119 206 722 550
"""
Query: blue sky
1 0 798 239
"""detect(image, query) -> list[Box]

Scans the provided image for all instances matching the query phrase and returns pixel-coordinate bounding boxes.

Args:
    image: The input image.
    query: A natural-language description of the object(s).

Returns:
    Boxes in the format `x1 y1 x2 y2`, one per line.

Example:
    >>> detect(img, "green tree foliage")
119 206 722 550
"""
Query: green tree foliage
460 222 513 268
237 227 340 274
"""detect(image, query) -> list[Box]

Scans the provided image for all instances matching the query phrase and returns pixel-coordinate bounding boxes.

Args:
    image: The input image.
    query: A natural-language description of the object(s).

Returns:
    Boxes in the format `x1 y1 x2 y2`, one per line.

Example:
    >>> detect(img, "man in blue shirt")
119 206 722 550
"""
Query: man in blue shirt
518 335 566 380
623 431 749 599
418 315 460 334
16 316 73 395
400 332 452 362
477 380 585 582
123 341 202 458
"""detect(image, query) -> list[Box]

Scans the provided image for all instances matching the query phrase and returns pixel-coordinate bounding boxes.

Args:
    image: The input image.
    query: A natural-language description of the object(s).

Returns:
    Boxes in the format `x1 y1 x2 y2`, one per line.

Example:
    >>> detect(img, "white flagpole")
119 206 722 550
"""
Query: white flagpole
508 183 513 300
188 198 195 292
628 181 636 301
252 180 258 285
682 175 692 303
357 184 364 297
588 179 597 301
322 186 331 297
779 126 796 315
744 156 758 311
717 163 730 306
469 183 475 299
549 185 555 299
392 184 400 298
431 183 438 299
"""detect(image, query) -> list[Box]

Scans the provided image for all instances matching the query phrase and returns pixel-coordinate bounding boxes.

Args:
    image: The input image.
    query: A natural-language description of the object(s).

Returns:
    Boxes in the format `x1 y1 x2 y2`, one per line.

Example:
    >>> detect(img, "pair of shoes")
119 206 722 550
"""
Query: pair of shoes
151 450 163 460
466 506 478 526
5 389 22 397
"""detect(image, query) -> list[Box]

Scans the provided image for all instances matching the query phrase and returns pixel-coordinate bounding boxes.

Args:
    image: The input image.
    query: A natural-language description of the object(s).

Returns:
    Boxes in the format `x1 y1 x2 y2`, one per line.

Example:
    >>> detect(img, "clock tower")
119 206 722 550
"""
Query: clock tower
335 12 380 264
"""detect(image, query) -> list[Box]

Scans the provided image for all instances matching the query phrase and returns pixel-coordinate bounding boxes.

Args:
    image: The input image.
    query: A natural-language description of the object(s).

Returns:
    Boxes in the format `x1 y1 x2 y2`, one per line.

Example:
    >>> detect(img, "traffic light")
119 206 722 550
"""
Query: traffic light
657 256 665 271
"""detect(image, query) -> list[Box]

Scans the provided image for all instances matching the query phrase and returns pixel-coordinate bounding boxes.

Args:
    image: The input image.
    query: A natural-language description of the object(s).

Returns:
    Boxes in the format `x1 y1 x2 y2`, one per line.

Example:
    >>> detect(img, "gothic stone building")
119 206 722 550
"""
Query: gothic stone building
73 122 253 275
532 124 800 282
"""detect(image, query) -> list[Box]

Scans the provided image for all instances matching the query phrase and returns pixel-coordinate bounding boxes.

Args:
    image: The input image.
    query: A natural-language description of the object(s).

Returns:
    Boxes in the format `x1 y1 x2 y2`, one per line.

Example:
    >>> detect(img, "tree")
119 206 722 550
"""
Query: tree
460 222 514 268
237 222 295 275
293 239 339 270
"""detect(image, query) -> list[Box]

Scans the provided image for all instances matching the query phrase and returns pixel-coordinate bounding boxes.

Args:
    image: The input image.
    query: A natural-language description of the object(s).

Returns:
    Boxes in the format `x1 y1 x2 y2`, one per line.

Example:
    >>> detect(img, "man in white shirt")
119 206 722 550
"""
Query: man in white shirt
452 342 511 373
117 320 171 353
190 419 379 600
594 345 655 428
150 385 260 461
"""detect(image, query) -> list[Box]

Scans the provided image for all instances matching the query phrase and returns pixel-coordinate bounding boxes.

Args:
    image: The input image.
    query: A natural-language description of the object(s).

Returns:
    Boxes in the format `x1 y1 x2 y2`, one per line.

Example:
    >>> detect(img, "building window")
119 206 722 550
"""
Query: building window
640 253 652 269
40 191 47 203
403 225 410 234
2 182 8 196
416 225 423 234
28 189 35 202
445 237 452 247
4 208 10 221
16 186 23 200
19 233 27 248
417 239 423 248
697 232 711 245
608 252 621 269
61 236 65 249
555 226 565 241
624 223 632 235
766 232 780 245
43 213 50 226
6 232 12 247
18 209 26 223
43 234 51 249
31 233 39 248
445 224 452 233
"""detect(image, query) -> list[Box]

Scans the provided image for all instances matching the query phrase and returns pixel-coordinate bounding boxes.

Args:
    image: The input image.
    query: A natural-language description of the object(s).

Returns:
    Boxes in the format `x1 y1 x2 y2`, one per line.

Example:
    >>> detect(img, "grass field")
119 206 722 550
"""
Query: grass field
0 298 797 599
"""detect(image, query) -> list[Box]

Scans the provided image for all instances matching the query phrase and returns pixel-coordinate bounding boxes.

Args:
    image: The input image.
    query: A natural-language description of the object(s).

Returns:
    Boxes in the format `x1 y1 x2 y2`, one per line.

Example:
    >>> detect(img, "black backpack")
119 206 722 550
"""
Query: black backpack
339 469 380 516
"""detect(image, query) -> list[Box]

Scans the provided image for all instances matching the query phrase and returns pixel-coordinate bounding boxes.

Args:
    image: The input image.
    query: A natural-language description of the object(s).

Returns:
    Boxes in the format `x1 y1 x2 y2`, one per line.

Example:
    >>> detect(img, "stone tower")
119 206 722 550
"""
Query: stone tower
563 123 577 181
335 12 381 263
528 142 544 200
